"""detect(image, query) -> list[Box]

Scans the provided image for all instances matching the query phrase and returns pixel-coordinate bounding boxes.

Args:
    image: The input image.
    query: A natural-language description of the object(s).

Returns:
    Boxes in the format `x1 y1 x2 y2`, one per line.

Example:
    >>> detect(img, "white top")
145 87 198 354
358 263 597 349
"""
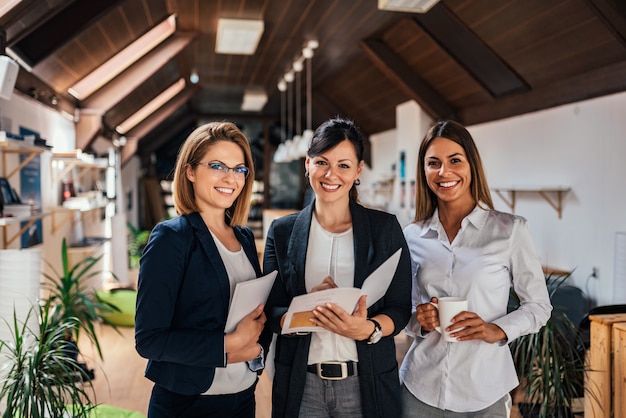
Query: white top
204 230 258 395
305 214 358 365
400 205 552 412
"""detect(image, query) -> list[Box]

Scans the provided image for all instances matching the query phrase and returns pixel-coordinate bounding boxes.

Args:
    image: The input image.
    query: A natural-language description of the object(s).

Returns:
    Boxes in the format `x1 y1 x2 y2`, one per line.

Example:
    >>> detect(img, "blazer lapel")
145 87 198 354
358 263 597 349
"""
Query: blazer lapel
184 213 230 308
286 203 314 296
350 200 374 288
234 227 262 276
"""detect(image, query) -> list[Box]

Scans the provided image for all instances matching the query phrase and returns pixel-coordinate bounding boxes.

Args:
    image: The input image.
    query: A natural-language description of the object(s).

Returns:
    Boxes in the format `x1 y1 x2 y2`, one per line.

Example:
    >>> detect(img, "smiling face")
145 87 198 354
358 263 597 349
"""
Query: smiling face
186 140 247 215
305 139 363 206
424 137 474 207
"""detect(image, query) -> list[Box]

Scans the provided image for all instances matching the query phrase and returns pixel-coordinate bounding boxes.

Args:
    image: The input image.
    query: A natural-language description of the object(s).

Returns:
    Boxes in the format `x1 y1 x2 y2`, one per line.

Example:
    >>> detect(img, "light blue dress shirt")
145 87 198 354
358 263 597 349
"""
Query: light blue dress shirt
399 205 552 412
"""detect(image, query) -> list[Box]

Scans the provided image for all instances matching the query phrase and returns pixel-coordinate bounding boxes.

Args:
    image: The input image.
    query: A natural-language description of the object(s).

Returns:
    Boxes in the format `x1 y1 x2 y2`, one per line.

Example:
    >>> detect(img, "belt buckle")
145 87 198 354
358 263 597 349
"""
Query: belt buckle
316 361 348 380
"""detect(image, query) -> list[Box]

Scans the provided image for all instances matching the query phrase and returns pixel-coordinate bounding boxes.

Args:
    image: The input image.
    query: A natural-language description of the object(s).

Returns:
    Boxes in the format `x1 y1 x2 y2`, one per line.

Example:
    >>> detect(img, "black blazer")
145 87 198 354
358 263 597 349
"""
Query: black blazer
135 213 270 395
264 201 412 418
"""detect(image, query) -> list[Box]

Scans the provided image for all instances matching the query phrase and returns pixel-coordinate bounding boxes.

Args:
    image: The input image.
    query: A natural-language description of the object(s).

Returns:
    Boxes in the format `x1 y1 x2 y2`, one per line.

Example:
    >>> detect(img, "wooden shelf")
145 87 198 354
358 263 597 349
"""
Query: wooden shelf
0 213 51 247
492 186 571 219
50 204 108 234
0 132 48 180
50 152 108 184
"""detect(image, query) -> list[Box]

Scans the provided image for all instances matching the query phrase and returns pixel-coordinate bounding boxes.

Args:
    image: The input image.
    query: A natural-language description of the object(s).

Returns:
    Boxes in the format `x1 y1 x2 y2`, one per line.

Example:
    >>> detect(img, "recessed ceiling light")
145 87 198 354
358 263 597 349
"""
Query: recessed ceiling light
241 88 267 111
216 18 264 55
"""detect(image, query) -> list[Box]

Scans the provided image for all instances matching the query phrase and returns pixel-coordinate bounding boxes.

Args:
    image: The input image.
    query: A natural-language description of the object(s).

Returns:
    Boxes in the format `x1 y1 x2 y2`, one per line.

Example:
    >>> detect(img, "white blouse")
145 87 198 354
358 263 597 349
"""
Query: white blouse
203 230 258 395
400 205 552 412
305 214 359 365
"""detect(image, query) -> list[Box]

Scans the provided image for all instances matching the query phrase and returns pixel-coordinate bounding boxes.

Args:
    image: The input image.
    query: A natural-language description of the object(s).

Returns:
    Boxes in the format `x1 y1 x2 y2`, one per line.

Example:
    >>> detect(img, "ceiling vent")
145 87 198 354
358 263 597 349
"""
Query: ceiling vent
378 0 439 13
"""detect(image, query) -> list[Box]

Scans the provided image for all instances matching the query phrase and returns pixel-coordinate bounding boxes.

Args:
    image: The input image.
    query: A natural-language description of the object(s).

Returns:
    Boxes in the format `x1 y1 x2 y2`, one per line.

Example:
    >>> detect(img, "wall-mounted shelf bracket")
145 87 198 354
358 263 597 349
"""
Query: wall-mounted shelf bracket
492 186 571 219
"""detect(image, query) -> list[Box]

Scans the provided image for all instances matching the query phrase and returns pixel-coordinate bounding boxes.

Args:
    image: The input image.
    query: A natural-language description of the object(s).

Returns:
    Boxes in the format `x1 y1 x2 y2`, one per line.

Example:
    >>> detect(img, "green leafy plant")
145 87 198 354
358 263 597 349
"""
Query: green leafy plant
509 273 587 418
43 238 119 360
0 302 96 417
127 222 150 269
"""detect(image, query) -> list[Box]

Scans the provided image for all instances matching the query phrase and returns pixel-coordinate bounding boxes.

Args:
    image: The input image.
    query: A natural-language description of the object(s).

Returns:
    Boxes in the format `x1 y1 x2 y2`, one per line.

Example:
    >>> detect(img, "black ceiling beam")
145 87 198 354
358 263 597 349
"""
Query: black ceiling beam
586 0 626 48
138 112 196 157
360 38 455 120
9 0 122 67
412 3 529 98
460 60 626 126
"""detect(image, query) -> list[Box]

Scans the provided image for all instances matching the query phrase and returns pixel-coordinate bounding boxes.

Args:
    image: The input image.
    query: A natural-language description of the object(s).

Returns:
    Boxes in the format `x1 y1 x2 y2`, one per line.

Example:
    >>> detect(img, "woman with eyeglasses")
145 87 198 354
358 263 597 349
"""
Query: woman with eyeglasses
135 121 271 418
264 117 412 417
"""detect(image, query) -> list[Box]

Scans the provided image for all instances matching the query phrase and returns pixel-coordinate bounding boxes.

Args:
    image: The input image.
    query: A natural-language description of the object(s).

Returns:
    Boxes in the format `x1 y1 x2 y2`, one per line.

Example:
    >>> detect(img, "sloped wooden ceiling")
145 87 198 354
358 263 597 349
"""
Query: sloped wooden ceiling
1 0 625 161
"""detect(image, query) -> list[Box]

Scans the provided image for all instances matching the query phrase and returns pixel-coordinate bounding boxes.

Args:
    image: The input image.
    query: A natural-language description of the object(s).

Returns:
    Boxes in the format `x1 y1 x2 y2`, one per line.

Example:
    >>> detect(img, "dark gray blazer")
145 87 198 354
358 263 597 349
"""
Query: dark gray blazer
264 201 412 418
135 212 270 395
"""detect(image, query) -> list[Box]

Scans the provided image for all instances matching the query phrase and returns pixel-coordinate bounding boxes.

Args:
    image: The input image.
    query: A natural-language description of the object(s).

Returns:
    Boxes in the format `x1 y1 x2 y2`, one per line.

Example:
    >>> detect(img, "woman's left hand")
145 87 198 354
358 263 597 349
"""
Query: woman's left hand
448 311 507 344
310 295 371 340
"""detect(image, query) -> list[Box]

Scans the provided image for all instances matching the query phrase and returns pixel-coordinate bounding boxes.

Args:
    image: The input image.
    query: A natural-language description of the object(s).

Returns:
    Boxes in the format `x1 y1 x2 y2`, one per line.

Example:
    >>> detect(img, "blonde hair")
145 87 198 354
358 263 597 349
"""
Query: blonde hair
172 121 255 226
413 120 494 222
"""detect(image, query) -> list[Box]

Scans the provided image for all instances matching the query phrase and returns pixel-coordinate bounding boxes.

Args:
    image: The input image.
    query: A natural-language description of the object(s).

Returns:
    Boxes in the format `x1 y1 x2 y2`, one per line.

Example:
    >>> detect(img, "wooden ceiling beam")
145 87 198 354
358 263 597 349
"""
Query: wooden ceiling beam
412 4 528 98
83 33 196 112
360 38 455 120
138 113 195 156
460 60 626 126
586 0 626 48
8 0 121 66
124 88 197 150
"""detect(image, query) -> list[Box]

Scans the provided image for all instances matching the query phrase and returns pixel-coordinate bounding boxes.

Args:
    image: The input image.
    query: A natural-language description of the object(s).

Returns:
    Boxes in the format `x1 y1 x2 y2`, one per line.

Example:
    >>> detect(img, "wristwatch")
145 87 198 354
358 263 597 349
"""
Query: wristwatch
366 318 383 344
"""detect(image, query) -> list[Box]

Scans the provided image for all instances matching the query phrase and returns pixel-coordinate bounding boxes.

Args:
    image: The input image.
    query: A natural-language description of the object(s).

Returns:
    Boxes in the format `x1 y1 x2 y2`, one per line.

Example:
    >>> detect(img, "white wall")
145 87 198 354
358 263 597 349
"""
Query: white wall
471 91 626 306
370 92 626 307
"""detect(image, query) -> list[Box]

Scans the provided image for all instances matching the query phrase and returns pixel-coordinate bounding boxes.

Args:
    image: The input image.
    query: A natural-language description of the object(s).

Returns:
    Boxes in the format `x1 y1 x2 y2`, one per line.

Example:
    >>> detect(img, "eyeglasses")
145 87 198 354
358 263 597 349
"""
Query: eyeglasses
196 161 249 179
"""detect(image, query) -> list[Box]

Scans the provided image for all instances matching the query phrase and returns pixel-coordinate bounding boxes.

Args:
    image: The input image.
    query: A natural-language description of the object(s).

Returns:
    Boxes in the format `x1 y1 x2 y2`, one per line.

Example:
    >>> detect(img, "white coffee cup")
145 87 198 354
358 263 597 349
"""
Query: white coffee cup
430 297 468 342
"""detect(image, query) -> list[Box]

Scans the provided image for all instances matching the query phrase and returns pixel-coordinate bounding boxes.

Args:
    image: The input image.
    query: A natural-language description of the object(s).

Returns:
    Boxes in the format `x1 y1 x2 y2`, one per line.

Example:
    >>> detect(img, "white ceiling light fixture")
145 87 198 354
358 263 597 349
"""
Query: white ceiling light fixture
69 14 177 100
241 88 267 111
298 42 316 157
378 0 439 13
116 78 185 134
189 69 199 84
216 18 264 55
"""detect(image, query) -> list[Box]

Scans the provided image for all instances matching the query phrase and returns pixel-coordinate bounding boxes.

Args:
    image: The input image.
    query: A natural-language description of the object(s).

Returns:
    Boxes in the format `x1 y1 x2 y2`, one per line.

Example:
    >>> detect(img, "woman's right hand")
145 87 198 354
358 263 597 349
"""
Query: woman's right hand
416 297 439 332
310 276 338 292
225 304 266 356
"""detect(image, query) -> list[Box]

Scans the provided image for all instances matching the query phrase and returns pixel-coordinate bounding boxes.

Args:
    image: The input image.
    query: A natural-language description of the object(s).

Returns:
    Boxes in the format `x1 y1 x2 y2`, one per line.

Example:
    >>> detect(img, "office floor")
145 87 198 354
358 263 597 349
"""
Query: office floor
81 325 529 418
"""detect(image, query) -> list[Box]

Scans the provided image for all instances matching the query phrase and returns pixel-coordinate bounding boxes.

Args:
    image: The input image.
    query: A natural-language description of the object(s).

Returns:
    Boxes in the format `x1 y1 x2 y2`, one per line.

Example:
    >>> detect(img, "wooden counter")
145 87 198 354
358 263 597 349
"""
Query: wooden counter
585 313 626 417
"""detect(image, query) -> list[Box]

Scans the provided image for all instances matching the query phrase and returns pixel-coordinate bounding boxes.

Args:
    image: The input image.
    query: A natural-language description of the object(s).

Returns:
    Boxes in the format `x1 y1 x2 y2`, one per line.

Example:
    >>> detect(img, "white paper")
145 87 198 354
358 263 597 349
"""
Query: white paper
281 248 402 334
361 248 402 308
224 270 277 333
281 287 363 334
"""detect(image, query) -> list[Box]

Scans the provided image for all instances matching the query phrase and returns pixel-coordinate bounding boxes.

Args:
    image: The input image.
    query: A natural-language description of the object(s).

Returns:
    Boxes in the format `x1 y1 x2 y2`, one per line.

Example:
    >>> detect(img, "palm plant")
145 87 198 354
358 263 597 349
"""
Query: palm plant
42 238 118 360
0 302 96 417
509 273 587 418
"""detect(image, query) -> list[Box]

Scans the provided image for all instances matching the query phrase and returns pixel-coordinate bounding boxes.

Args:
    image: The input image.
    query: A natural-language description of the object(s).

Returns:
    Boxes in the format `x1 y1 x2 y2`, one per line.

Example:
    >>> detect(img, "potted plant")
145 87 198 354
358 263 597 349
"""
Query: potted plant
127 222 150 270
42 238 119 360
509 273 587 418
0 302 96 417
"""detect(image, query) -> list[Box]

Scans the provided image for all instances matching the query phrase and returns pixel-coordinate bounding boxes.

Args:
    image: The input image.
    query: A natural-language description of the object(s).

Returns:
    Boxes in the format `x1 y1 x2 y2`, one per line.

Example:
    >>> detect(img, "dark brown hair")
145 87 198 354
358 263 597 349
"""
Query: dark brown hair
307 117 364 201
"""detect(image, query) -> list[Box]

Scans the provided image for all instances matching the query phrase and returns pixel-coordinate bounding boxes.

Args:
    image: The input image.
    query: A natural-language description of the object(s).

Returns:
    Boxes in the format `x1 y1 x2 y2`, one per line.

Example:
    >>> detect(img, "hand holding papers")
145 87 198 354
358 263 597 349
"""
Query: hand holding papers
281 249 402 334
225 271 277 333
